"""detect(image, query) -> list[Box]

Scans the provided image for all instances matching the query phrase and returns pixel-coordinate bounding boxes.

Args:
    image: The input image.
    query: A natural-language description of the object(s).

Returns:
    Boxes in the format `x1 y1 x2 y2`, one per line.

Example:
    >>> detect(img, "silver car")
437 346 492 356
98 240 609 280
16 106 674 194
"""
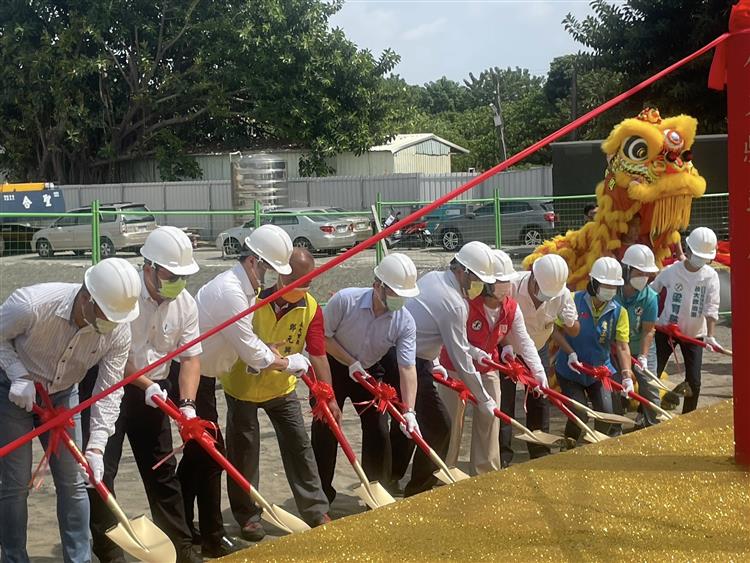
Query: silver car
216 207 356 256
31 202 157 258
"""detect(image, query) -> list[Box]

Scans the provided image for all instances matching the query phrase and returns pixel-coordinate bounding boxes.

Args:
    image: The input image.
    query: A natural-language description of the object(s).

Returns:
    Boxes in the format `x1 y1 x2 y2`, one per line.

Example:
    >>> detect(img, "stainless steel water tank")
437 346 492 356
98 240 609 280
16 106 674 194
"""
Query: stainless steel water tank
231 154 288 223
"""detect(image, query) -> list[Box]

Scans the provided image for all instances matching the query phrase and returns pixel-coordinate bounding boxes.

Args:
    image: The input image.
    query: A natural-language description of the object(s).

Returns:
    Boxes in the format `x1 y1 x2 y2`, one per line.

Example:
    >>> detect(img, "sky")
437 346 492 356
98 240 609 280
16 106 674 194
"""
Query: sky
330 0 613 85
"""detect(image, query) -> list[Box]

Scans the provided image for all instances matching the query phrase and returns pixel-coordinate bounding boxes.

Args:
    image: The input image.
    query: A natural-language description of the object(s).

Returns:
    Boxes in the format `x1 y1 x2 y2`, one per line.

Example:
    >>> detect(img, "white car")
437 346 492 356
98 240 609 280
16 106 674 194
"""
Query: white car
216 207 356 256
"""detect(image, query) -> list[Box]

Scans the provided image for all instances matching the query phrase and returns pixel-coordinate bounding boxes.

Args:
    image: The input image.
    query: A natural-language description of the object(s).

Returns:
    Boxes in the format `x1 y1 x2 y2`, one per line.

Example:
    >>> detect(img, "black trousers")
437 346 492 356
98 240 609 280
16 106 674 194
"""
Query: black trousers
166 362 226 548
389 357 451 497
310 354 393 503
656 331 704 414
80 367 193 562
499 376 550 466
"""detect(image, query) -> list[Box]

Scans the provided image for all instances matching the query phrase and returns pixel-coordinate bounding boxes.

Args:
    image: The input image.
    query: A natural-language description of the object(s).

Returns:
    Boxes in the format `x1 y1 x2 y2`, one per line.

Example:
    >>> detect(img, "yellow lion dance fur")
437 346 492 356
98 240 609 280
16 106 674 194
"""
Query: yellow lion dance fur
524 108 707 289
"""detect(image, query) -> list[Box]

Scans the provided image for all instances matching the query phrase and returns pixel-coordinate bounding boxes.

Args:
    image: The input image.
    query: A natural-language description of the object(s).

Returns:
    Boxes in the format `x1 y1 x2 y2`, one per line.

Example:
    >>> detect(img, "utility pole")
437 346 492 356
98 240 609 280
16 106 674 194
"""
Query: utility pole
489 80 508 162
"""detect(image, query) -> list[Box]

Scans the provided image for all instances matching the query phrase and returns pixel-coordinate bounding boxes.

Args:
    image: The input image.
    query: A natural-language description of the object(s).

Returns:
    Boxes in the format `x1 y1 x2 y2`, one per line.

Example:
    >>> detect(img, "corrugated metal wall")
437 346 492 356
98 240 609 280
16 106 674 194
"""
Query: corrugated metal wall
59 166 552 239
393 154 451 174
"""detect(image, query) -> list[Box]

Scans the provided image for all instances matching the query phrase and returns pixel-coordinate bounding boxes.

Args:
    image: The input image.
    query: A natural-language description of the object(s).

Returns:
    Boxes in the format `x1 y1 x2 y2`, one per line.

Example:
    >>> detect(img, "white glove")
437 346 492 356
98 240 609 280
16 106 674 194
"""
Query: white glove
144 382 167 408
533 370 549 390
81 449 104 486
567 352 581 374
348 360 365 382
477 397 498 417
500 345 515 363
636 355 649 373
285 353 311 377
9 378 36 412
432 362 448 380
399 410 420 438
704 336 720 353
621 377 635 397
180 406 197 420
469 347 492 366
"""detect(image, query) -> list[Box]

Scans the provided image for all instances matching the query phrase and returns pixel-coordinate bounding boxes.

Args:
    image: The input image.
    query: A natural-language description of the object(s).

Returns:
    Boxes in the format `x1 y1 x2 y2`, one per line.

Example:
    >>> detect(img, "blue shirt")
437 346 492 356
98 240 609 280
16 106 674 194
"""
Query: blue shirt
616 287 657 356
323 287 416 368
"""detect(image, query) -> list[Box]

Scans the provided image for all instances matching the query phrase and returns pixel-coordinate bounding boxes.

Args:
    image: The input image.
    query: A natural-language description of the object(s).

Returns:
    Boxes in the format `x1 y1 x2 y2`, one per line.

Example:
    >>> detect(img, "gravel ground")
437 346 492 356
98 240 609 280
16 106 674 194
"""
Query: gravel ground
0 247 734 561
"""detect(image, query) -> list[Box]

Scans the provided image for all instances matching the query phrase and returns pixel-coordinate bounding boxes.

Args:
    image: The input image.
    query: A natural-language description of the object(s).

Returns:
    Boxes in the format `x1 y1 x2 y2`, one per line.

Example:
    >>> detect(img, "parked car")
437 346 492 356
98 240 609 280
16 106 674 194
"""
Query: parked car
215 207 356 256
31 202 157 258
434 200 556 251
320 207 372 242
424 204 470 234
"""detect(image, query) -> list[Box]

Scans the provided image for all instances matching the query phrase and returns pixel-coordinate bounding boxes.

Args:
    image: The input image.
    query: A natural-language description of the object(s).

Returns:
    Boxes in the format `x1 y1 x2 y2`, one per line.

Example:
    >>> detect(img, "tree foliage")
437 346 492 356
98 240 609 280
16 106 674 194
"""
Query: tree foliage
0 0 403 182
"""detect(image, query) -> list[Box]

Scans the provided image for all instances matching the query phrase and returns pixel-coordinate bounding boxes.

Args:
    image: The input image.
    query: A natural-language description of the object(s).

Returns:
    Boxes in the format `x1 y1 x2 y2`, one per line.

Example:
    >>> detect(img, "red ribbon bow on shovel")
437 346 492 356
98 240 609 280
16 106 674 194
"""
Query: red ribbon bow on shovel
30 383 75 488
308 379 336 423
353 377 403 414
152 400 219 471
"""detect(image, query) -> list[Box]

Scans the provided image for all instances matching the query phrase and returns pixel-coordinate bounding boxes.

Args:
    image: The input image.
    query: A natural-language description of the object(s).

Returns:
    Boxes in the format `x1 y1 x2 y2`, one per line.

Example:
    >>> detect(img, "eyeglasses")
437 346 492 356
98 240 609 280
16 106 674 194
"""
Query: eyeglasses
155 265 185 283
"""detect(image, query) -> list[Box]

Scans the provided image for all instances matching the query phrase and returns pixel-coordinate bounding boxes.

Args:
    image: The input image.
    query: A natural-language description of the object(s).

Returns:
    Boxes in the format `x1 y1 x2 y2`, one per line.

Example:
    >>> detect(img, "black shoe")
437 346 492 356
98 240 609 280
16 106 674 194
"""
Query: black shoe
240 520 267 542
177 545 203 563
673 380 693 398
202 536 250 558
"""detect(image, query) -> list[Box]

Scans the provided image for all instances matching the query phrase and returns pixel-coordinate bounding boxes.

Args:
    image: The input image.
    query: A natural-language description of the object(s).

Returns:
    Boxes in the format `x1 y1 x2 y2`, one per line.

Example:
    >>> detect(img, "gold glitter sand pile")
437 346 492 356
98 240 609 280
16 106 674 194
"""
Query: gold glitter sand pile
221 400 749 562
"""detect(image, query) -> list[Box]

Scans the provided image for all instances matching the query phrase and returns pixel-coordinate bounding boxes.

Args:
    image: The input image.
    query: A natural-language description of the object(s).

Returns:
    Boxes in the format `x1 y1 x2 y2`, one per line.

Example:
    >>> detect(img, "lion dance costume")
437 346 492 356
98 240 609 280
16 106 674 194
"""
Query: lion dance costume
524 108 707 289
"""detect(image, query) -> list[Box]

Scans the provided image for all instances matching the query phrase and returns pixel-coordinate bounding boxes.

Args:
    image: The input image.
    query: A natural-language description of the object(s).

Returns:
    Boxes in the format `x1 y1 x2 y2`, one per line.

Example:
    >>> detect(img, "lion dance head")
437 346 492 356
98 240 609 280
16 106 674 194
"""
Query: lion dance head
524 108 706 289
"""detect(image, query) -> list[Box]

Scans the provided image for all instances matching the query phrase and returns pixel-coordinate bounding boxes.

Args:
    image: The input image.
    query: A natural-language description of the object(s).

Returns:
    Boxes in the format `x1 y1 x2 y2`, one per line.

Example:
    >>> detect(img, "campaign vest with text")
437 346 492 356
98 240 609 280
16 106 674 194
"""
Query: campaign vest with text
221 294 318 403
439 295 517 374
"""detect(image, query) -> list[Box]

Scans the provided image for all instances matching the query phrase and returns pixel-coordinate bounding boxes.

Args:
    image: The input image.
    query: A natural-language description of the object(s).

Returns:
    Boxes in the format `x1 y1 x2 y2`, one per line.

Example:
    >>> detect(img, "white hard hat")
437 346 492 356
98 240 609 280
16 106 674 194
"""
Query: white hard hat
621 244 659 273
685 227 717 260
492 249 517 282
245 224 293 275
84 258 141 322
374 253 419 297
140 226 199 276
531 254 569 298
454 241 496 284
590 256 624 286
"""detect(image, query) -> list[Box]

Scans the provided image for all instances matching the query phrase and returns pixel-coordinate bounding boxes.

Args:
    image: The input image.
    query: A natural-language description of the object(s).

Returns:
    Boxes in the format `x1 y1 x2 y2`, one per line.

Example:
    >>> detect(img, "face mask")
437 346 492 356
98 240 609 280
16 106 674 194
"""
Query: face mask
282 288 308 303
466 280 484 300
689 255 709 269
494 282 512 300
385 295 406 311
629 276 649 291
85 298 117 334
597 287 617 302
158 277 186 300
535 288 553 302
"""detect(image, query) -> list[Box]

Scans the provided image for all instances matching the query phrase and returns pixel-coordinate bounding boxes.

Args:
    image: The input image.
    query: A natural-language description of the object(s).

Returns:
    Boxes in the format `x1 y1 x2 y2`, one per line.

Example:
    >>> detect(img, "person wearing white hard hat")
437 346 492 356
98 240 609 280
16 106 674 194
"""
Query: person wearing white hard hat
313 252 419 499
195 224 311 542
435 250 545 473
0 257 139 563
651 227 723 413
552 257 632 444
615 244 661 427
79 227 208 563
501 254 579 464
394 241 497 495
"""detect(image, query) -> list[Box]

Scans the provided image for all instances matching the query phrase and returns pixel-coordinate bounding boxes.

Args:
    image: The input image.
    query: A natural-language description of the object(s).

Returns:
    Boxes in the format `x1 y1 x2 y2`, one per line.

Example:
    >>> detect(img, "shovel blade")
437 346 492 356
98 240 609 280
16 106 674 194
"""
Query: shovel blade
261 504 311 534
433 466 471 485
105 515 176 563
583 429 610 443
514 430 564 447
353 481 397 509
593 412 635 426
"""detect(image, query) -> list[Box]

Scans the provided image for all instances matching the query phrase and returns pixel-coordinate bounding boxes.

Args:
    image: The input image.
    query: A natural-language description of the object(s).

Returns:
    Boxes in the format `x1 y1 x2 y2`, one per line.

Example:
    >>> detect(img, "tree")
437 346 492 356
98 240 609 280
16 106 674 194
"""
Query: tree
0 0 405 182
562 0 735 134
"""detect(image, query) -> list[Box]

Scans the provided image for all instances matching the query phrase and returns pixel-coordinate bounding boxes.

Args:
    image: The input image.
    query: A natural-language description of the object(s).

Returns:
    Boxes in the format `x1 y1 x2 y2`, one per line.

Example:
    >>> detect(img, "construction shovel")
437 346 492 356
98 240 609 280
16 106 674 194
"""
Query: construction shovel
32 386 175 563
541 385 634 427
151 396 310 534
300 371 395 510
352 370 470 486
656 323 733 356
545 394 610 444
630 357 686 395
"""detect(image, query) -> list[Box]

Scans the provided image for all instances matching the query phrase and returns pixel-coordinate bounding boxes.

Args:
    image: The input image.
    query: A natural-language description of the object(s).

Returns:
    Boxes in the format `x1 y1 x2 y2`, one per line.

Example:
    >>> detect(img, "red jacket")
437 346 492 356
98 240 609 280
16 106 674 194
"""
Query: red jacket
439 295 517 374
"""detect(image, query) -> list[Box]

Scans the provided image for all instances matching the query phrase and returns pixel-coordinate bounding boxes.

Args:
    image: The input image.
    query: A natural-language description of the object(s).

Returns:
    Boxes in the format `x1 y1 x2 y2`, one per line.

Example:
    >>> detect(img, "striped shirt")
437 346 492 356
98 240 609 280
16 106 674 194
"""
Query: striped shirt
0 283 131 450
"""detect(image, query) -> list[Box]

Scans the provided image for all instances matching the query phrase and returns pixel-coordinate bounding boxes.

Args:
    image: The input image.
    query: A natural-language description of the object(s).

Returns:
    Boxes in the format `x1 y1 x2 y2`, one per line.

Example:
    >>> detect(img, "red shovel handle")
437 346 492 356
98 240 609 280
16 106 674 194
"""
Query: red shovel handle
300 373 358 466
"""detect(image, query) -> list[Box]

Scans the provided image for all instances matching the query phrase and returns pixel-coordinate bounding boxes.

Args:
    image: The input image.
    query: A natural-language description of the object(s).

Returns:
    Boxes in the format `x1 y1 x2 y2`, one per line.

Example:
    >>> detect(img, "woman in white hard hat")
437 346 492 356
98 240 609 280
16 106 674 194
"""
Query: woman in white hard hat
552 257 633 444
436 250 546 474
651 227 724 413
0 258 140 563
80 226 211 563
501 253 580 465
616 244 661 427
398 241 498 495
313 252 419 500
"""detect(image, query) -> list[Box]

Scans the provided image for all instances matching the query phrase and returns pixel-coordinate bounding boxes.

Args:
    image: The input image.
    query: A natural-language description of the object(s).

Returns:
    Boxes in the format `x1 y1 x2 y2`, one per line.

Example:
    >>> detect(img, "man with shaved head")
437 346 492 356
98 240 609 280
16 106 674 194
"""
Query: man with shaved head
220 247 335 538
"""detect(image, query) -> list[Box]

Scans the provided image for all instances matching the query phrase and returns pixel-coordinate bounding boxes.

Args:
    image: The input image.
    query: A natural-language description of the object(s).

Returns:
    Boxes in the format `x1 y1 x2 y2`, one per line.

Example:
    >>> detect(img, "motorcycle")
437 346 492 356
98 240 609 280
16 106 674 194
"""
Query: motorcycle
381 208 432 249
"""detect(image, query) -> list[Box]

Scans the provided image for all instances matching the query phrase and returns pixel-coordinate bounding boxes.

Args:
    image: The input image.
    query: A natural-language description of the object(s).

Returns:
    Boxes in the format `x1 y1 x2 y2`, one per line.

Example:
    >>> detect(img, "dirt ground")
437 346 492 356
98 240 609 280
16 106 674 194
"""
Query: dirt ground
0 247 734 561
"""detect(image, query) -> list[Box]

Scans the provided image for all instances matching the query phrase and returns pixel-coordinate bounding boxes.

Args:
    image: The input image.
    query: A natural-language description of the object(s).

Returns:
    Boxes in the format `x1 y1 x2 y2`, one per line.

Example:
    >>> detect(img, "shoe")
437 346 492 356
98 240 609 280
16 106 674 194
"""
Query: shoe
177 545 203 563
202 536 250 558
672 380 693 398
241 520 266 542
310 513 332 527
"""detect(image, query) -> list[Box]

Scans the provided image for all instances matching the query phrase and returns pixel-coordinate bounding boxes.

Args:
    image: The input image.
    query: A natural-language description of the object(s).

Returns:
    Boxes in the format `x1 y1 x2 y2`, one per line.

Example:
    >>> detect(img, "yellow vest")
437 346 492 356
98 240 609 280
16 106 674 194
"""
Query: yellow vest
221 294 318 403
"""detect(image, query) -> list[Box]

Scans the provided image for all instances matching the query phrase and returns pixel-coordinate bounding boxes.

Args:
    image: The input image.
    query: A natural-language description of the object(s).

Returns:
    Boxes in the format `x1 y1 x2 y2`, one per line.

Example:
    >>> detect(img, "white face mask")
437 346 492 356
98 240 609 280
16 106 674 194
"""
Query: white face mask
494 282 512 300
688 255 709 269
597 287 617 302
629 276 649 291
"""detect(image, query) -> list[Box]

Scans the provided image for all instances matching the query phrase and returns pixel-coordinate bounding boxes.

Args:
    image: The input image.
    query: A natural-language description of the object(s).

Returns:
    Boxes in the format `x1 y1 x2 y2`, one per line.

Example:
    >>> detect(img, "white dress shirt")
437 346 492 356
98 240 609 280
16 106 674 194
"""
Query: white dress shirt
504 306 546 381
406 270 492 404
0 283 131 451
128 272 202 381
196 263 276 378
511 271 578 350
